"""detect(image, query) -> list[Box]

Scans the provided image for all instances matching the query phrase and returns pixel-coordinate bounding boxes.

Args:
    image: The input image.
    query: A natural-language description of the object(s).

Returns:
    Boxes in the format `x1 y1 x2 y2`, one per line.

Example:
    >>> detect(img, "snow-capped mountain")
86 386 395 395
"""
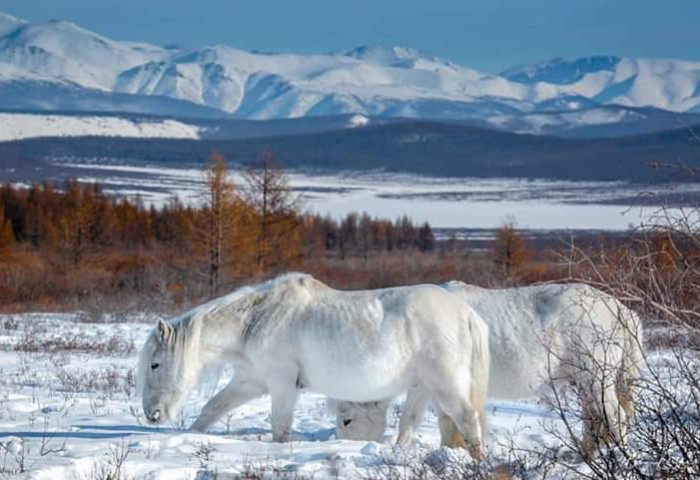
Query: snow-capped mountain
502 56 700 113
502 56 624 85
0 11 699 129
0 12 25 37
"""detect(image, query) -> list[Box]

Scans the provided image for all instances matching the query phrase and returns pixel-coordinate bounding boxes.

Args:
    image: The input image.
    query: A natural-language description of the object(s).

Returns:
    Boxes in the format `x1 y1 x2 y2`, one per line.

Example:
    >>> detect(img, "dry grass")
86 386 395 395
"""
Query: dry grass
9 332 135 356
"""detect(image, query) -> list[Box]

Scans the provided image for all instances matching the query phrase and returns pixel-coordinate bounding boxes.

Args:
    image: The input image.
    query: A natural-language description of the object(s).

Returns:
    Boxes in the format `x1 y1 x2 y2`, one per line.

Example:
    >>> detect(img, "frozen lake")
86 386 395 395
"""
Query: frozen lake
54 160 700 230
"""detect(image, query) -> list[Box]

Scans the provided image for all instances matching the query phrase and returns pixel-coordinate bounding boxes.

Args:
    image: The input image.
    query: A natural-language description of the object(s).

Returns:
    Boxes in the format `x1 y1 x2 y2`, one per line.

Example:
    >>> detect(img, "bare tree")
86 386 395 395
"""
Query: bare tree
492 218 532 280
359 213 373 261
416 222 436 253
242 151 302 271
201 153 237 296
526 209 700 479
0 198 14 259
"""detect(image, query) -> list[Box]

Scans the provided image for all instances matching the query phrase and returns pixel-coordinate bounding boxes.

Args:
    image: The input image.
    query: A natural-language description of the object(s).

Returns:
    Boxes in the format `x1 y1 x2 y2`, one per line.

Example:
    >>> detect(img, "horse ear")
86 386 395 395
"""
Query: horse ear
156 318 174 345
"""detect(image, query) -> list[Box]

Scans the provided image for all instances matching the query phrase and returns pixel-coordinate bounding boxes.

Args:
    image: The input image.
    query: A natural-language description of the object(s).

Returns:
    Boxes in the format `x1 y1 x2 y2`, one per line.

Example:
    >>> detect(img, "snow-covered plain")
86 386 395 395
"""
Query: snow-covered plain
0 313 562 479
56 160 700 230
0 113 205 141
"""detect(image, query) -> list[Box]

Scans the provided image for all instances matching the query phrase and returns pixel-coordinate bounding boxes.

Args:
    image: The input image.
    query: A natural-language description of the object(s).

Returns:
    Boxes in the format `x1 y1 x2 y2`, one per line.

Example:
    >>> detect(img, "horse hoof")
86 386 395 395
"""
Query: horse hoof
468 445 485 462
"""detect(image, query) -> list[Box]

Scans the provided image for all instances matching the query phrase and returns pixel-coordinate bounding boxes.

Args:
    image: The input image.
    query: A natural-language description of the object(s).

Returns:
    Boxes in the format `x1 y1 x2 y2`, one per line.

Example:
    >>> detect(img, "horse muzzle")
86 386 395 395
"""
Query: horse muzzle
145 408 164 424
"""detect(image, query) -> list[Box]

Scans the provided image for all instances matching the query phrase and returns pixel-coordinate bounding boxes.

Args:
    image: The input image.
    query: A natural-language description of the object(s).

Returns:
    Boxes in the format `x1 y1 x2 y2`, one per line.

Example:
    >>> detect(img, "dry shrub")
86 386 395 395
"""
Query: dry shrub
55 365 135 397
11 331 135 355
521 208 700 479
87 442 133 480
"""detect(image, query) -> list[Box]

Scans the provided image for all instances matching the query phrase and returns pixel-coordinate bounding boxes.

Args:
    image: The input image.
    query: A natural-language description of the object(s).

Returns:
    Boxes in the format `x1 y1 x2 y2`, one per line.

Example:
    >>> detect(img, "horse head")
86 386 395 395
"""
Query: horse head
139 318 200 424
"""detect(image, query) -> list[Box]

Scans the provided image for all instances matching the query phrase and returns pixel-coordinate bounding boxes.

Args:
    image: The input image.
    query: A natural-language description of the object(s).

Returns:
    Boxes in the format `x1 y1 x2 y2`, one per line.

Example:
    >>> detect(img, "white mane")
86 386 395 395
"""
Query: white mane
181 272 316 323
137 273 318 397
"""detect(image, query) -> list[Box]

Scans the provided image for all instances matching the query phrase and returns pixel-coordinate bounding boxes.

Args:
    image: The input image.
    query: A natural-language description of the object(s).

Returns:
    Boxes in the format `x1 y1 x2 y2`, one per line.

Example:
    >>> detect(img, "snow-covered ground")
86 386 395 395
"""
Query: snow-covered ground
57 160 700 230
0 113 205 141
0 313 563 479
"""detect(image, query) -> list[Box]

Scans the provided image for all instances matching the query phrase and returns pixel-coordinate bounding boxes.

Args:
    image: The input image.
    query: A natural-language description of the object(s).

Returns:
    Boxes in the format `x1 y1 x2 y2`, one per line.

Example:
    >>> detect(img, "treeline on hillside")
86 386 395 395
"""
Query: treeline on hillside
0 153 438 310
5 121 700 182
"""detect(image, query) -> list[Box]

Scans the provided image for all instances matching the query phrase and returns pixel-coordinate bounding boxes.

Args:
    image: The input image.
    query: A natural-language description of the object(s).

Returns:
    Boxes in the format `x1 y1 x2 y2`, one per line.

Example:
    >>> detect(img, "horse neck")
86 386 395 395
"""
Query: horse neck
189 304 247 365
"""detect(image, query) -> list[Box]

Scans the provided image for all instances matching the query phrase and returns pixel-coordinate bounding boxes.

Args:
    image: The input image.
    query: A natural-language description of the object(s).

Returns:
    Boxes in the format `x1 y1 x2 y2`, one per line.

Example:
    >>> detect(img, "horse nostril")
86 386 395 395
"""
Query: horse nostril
147 409 161 422
343 419 352 427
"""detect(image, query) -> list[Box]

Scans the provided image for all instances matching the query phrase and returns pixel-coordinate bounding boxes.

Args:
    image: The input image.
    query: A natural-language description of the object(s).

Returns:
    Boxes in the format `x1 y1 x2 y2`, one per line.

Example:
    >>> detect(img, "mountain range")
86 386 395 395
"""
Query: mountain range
1 11 700 138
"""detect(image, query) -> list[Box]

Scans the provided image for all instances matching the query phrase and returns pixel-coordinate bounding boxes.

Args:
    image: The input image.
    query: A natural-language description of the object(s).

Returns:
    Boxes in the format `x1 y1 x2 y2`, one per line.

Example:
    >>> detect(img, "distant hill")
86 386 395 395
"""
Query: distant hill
2 109 700 142
3 120 699 183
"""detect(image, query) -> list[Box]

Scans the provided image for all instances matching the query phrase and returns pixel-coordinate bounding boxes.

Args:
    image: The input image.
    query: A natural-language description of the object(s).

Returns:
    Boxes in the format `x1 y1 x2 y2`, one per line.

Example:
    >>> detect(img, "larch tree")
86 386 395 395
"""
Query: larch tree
492 218 532 279
242 151 302 271
358 213 373 261
59 180 95 266
416 222 435 253
339 213 358 260
201 153 238 296
0 199 15 260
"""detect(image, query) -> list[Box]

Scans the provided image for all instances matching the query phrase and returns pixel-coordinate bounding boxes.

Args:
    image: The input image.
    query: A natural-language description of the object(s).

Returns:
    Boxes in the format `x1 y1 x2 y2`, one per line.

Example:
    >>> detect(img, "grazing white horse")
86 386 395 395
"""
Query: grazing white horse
336 282 643 454
138 274 490 459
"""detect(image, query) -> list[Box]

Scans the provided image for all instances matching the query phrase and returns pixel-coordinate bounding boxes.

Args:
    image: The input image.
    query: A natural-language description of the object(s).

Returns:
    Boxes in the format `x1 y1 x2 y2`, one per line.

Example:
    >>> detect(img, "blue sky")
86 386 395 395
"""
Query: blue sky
3 0 700 72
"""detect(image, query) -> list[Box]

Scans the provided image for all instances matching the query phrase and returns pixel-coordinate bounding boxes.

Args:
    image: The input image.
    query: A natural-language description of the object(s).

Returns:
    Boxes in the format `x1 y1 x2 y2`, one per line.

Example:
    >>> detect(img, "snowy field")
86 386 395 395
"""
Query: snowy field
51 159 700 230
0 313 565 479
0 114 206 142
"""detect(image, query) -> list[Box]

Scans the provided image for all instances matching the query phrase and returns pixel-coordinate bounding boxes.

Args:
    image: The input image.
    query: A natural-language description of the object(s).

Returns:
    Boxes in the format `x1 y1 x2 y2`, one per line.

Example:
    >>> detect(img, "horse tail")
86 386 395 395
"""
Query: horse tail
469 308 490 440
443 305 490 449
617 306 644 427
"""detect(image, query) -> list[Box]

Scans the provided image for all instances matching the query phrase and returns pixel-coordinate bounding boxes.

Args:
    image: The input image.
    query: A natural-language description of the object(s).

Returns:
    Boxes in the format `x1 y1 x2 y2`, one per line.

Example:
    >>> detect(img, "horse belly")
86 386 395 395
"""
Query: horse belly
488 333 550 399
488 363 541 399
300 349 411 402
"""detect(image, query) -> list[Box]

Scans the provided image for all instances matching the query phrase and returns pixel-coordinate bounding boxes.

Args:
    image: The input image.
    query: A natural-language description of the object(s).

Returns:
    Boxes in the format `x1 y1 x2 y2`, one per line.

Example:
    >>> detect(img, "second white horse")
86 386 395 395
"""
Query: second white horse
336 282 643 454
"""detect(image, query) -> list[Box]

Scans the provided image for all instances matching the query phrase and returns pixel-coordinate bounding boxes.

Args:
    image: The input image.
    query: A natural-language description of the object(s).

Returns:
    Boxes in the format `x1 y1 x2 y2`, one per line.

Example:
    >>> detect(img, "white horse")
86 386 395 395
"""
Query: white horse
336 282 643 454
138 273 490 459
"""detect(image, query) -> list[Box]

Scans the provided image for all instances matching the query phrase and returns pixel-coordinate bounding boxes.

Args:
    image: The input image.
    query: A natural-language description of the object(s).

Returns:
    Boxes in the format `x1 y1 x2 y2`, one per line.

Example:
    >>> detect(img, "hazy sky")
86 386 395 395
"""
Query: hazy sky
3 0 700 72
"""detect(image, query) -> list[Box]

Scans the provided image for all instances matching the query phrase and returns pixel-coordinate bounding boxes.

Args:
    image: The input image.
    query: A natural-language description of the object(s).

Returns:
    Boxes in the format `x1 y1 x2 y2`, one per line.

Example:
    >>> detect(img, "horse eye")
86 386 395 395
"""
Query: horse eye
151 363 160 370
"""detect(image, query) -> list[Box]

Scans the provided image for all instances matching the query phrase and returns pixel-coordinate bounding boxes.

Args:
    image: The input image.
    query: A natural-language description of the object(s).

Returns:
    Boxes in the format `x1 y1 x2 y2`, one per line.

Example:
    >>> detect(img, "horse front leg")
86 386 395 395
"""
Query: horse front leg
396 385 429 446
269 381 300 442
189 379 265 432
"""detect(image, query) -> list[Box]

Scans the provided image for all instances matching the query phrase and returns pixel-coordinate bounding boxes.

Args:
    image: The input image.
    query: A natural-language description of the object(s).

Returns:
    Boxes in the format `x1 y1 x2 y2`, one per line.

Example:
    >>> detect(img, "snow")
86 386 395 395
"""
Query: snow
0 12 26 37
487 106 646 135
0 113 205 141
0 312 563 479
1 12 699 122
347 114 370 128
41 160 700 231
506 56 700 113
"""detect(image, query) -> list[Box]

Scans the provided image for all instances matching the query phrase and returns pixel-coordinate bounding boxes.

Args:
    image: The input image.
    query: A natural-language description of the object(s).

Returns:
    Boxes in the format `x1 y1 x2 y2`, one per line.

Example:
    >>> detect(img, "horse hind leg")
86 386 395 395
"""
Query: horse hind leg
605 385 628 446
435 392 484 460
616 341 641 442
437 409 468 449
580 381 627 457
422 372 484 460
616 366 635 443
393 386 471 450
